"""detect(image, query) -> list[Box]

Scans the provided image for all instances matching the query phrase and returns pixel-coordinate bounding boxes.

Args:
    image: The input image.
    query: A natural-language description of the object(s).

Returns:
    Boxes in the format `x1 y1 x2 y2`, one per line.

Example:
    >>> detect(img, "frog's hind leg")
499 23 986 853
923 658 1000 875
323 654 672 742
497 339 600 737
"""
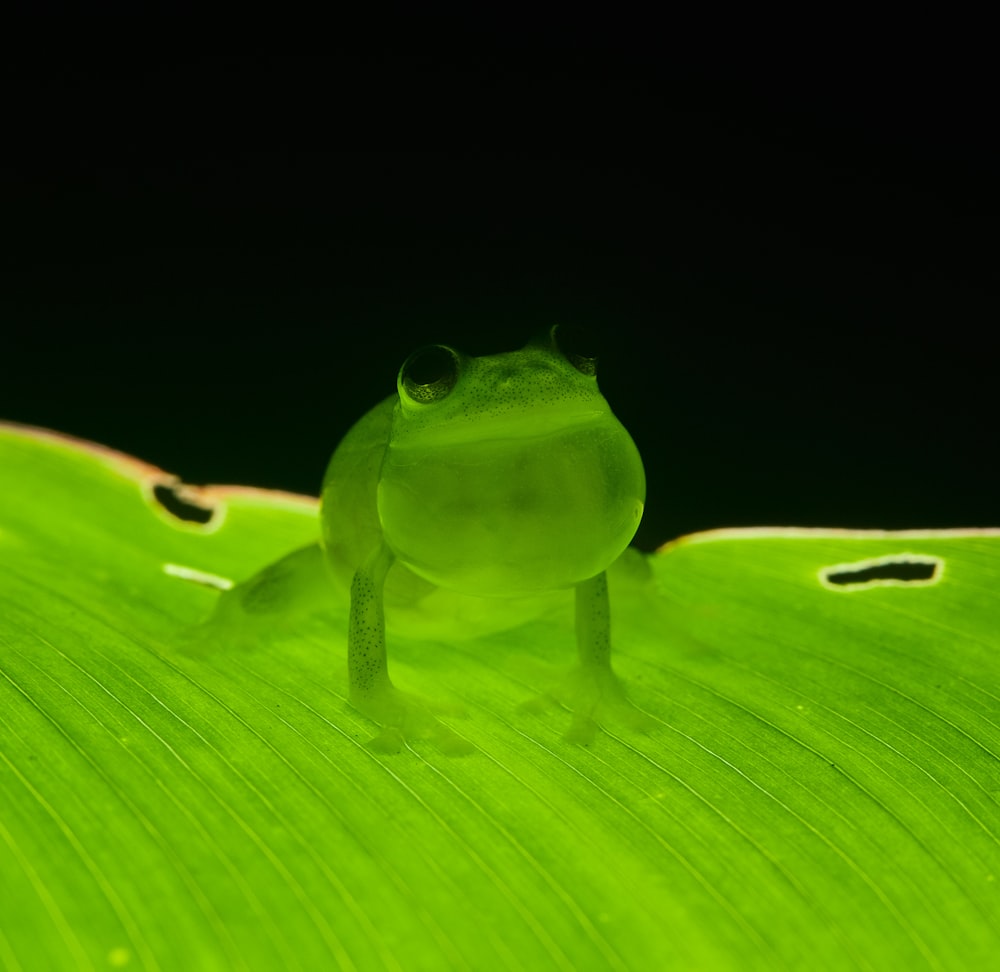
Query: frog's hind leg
180 543 334 654
348 543 472 755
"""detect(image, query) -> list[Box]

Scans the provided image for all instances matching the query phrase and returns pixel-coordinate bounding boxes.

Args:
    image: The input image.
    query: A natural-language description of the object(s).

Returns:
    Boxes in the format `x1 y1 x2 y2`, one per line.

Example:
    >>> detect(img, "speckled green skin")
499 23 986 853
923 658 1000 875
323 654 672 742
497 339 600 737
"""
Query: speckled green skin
320 330 647 751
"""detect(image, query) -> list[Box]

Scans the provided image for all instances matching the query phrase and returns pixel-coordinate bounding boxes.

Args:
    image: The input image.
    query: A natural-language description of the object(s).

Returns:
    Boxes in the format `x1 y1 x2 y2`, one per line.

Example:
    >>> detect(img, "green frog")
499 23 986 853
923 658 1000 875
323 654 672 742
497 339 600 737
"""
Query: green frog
219 327 646 752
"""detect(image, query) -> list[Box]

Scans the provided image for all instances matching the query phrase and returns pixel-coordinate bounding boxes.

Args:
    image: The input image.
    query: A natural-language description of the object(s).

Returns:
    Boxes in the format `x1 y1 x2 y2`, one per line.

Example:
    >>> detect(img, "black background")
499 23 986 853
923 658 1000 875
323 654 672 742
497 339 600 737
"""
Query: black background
3 28 995 550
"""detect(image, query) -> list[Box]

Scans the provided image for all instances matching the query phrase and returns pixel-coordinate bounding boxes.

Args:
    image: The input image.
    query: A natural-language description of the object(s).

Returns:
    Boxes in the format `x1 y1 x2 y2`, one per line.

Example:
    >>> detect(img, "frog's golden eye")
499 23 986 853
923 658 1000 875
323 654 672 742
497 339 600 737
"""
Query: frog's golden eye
399 344 462 404
549 323 598 377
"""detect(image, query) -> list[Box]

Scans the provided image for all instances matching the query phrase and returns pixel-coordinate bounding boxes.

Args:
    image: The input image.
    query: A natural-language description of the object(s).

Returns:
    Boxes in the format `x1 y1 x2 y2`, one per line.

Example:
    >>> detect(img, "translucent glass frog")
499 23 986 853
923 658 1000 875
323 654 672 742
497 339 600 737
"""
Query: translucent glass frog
219 327 646 752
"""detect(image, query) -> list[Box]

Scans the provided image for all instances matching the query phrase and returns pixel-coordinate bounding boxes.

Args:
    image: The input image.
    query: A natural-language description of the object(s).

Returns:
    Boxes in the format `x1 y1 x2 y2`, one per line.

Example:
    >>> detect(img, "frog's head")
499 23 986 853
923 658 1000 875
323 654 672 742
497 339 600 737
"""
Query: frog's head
378 326 646 597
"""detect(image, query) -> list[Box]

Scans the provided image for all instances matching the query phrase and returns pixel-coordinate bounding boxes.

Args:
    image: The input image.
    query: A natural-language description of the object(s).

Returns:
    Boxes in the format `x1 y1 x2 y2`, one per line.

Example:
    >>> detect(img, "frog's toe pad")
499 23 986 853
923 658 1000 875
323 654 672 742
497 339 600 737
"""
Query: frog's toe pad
524 665 653 743
352 686 474 756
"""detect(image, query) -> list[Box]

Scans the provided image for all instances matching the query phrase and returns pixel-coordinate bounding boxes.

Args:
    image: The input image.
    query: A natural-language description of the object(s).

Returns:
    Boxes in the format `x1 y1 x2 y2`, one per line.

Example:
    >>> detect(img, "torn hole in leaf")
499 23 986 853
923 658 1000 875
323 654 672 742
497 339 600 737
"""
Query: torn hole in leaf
152 481 216 525
819 554 942 590
163 563 233 591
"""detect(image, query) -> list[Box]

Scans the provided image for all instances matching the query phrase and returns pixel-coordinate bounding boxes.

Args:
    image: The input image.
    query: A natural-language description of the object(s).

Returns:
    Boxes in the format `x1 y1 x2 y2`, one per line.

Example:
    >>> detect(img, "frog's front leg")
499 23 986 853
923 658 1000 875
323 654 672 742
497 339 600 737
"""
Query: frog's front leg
532 571 652 744
347 542 395 701
348 543 471 754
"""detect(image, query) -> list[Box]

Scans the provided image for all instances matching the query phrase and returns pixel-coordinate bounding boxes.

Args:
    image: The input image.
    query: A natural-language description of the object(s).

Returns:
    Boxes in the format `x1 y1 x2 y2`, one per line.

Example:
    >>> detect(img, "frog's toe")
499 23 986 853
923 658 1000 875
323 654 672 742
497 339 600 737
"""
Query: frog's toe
353 685 474 755
518 692 556 717
527 664 653 743
562 712 600 746
364 719 474 756
366 726 407 754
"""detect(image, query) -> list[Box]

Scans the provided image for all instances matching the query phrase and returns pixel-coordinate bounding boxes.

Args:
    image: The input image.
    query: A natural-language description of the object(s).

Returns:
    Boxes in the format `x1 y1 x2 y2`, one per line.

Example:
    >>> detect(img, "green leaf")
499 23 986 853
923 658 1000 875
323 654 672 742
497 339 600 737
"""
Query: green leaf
2 421 998 971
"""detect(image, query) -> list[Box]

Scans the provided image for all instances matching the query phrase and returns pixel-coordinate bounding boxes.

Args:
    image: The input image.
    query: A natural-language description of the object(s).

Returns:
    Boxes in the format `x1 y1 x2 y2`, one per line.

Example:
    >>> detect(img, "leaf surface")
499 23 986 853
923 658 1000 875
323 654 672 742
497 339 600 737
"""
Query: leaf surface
1 422 998 971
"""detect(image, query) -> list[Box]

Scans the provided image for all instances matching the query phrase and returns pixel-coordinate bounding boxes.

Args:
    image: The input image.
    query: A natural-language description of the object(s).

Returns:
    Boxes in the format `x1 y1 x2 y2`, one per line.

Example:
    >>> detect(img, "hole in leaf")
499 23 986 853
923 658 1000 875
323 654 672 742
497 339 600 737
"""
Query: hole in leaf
820 555 942 589
153 482 215 524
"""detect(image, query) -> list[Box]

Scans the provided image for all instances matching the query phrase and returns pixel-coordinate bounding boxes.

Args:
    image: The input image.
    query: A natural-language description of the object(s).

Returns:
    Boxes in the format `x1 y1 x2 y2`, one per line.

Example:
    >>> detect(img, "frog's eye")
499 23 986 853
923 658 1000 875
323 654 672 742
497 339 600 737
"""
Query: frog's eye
399 344 462 404
548 323 599 377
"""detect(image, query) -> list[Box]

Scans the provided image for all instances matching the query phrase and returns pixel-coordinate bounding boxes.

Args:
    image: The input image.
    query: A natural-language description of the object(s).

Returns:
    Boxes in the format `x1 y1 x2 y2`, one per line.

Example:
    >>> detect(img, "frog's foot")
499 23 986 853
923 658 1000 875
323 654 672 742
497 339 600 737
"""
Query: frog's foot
522 664 654 745
351 683 474 756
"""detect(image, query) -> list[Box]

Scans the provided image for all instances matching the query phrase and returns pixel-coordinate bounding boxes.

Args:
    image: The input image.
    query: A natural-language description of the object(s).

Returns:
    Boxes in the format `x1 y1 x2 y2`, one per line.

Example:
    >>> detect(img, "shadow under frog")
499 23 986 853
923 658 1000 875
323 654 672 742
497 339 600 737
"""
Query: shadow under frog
209 326 648 753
